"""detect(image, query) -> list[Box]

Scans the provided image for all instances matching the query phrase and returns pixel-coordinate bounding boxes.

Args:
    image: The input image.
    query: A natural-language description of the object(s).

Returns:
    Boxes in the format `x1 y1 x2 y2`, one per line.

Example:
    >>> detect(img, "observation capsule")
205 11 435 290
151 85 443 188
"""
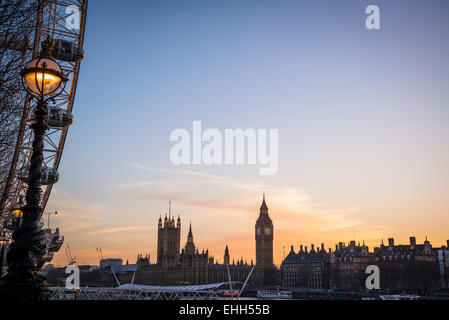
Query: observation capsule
18 165 60 185
52 39 85 62
47 107 74 128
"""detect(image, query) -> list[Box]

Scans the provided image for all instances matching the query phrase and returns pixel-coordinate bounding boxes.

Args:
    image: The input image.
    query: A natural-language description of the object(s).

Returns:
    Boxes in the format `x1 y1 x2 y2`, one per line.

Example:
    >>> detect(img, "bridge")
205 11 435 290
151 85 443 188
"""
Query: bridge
49 282 240 300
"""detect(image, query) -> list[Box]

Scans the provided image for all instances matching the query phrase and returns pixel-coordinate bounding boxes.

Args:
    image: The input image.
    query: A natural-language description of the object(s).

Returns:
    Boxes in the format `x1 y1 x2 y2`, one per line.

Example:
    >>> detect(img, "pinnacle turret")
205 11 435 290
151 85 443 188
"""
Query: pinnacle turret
187 222 193 242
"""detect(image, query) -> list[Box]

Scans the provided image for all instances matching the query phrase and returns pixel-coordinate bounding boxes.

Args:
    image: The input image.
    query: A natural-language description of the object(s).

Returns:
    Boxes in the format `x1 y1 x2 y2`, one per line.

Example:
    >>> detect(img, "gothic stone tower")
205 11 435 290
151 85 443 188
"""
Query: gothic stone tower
224 245 230 265
157 208 181 269
254 194 275 287
181 223 209 284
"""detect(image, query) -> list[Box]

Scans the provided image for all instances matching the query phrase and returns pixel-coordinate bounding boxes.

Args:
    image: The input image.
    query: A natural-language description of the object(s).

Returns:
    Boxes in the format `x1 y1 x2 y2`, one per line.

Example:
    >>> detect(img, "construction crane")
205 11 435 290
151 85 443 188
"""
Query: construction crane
65 243 76 265
95 247 104 260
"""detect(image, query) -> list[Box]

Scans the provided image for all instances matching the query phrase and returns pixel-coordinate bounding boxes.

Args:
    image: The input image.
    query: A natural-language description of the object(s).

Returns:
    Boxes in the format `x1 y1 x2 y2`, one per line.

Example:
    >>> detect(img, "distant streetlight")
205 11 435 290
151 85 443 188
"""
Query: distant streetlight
10 208 23 231
11 209 23 219
9 196 24 230
0 37 67 300
0 236 8 246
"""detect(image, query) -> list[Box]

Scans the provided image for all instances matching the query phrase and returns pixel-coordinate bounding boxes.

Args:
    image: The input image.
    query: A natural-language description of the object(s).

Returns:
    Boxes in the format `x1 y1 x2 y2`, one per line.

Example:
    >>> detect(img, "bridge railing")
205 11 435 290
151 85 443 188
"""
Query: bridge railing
49 287 222 300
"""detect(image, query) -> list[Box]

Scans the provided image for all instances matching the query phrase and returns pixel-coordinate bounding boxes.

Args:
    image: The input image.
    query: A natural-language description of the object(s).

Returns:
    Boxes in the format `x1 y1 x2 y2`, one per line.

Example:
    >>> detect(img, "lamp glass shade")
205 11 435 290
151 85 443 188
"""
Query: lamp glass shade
23 57 64 96
11 209 23 218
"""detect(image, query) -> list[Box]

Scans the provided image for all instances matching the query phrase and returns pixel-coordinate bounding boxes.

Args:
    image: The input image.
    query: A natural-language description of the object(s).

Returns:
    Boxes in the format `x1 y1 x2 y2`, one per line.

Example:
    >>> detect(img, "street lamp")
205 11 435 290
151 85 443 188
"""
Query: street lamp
11 209 23 219
0 37 67 300
21 44 66 97
8 208 23 231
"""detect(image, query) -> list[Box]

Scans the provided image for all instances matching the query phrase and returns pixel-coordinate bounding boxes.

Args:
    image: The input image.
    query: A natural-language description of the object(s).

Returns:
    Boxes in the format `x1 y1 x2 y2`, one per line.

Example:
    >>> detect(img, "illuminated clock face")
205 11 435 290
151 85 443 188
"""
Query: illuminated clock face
256 228 261 235
265 227 271 235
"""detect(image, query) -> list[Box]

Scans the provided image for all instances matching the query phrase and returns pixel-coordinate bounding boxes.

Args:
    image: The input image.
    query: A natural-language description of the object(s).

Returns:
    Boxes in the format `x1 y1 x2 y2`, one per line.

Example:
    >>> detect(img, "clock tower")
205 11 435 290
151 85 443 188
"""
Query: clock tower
254 194 275 287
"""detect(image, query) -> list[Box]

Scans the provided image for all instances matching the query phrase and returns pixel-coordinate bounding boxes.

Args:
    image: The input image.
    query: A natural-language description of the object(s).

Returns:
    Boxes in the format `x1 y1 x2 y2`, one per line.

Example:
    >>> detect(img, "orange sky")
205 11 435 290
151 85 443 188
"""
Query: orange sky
47 167 449 267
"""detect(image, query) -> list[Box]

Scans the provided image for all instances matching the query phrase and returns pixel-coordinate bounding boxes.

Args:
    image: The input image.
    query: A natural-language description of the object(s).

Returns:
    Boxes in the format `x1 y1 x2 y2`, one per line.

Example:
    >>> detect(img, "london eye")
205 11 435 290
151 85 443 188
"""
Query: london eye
0 0 88 253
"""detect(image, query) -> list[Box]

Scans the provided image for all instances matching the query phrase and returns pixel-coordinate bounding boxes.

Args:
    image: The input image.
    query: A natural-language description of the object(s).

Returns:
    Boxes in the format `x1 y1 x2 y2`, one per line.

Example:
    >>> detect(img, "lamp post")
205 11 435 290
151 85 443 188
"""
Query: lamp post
0 37 67 300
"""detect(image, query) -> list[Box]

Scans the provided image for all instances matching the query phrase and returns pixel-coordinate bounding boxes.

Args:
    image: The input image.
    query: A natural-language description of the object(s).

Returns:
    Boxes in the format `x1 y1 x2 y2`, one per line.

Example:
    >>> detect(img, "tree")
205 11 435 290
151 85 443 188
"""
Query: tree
0 0 38 211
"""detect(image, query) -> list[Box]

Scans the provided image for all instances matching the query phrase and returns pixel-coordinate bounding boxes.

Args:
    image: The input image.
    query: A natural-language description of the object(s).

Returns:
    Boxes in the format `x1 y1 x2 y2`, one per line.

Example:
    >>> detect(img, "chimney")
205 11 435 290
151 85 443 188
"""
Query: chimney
300 244 303 252
350 240 356 247
321 243 325 251
339 242 343 250
447 240 449 248
335 244 338 251
291 245 294 252
305 246 308 253
410 237 416 246
311 244 315 251
388 238 394 247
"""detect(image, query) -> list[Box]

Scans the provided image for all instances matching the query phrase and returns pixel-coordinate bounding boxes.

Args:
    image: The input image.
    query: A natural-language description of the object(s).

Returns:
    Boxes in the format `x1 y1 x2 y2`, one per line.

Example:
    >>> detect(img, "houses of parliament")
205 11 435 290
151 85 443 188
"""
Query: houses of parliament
133 195 277 287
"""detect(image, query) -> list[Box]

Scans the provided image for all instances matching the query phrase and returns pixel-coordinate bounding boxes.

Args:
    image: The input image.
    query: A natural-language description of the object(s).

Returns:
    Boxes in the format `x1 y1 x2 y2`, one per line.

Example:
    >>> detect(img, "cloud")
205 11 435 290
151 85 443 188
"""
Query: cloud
131 163 232 182
114 164 391 239
46 189 105 233
90 226 150 235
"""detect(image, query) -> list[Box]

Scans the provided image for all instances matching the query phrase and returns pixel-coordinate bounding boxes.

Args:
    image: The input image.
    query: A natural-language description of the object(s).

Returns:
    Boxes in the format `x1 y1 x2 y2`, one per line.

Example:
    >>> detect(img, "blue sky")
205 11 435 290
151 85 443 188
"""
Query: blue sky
47 0 449 265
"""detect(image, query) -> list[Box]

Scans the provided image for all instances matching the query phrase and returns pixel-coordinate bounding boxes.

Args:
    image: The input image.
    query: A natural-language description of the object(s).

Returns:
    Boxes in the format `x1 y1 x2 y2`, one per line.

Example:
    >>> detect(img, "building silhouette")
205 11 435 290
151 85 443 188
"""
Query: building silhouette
281 244 330 289
130 196 277 287
281 237 449 292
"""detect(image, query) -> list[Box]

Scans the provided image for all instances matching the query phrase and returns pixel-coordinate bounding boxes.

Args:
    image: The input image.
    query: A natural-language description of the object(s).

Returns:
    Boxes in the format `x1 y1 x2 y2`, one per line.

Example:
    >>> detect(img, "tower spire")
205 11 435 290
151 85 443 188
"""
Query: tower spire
260 193 268 213
188 222 193 242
